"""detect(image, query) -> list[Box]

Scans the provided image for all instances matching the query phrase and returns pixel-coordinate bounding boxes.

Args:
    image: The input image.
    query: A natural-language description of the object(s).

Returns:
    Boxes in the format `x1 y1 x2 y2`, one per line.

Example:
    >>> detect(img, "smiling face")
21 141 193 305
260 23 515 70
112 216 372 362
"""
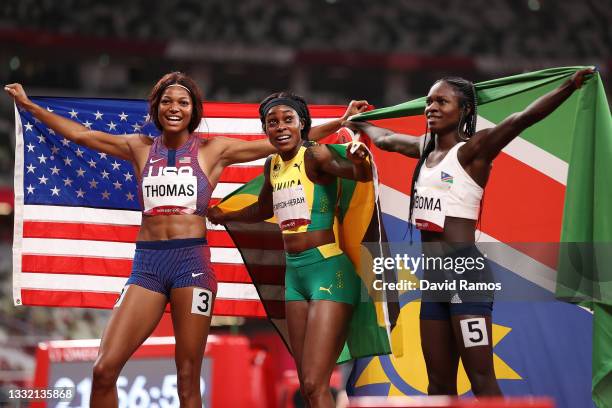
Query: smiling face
424 81 464 135
264 105 304 155
157 86 193 134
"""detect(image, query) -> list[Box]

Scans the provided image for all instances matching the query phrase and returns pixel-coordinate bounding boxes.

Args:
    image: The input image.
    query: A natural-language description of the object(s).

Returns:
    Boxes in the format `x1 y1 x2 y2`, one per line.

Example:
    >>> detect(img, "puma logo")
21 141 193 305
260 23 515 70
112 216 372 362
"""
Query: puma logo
293 162 302 172
319 284 333 295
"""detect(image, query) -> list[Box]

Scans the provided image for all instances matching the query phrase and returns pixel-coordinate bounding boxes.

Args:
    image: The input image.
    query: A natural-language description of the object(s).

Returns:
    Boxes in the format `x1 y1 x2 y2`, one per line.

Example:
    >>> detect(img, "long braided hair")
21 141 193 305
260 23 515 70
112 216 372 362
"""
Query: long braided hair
407 77 479 241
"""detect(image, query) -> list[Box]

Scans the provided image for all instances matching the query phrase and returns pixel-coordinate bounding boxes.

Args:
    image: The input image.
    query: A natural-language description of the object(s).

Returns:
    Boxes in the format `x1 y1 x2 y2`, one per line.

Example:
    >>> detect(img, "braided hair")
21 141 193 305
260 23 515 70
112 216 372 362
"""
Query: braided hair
407 77 478 241
258 92 312 140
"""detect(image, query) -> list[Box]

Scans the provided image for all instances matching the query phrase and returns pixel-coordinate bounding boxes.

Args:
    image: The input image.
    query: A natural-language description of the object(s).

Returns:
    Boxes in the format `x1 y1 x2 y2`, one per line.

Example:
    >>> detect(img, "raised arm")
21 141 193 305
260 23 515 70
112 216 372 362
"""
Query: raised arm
207 157 274 225
343 120 422 159
308 100 370 142
4 83 140 161
465 68 595 162
305 143 373 182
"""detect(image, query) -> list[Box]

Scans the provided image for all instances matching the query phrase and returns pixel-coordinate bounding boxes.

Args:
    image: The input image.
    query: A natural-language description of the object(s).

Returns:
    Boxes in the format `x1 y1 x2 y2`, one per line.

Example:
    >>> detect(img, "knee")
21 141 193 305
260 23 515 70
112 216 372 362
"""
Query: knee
176 360 201 399
427 376 457 396
92 358 121 390
301 376 329 401
467 370 500 396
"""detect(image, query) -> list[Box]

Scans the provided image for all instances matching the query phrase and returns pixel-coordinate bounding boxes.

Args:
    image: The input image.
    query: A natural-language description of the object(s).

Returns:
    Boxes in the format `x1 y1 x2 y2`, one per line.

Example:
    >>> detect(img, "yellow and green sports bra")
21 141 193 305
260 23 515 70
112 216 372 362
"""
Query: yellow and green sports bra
269 145 337 234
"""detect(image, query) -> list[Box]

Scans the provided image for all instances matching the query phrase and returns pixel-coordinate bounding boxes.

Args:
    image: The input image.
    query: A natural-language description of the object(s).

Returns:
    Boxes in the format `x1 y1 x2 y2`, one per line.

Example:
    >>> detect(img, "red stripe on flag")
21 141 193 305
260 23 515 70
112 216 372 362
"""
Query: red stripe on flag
23 221 139 242
20 289 270 317
22 255 133 276
200 103 346 119
21 256 255 283
218 167 263 183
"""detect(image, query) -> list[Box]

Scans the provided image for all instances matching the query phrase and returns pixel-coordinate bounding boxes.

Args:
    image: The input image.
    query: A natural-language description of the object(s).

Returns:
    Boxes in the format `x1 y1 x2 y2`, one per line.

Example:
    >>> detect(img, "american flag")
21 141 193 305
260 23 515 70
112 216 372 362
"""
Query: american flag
12 97 346 317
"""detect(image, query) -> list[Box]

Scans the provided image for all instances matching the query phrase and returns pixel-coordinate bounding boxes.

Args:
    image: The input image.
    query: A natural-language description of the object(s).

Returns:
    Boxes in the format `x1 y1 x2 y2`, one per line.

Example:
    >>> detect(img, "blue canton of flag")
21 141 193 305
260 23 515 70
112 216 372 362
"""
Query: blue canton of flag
440 171 453 184
19 98 160 210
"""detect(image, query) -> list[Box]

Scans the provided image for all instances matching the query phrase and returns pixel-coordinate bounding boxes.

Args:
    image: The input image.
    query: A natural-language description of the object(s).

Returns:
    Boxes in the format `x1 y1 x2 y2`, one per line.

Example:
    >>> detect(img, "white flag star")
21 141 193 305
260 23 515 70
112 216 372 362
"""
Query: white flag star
26 143 35 152
107 121 117 131
63 157 73 166
37 154 47 164
50 146 60 155
82 120 93 129
75 148 84 157
61 138 71 146
26 184 35 194
76 167 86 177
37 135 46 144
89 179 99 189
101 190 111 200
68 109 78 118
63 177 73 187
88 159 97 168
38 175 49 185
132 123 142 132
143 113 151 122
47 128 55 135
119 112 129 121
111 161 121 170
113 180 123 189
124 171 133 181
50 186 60 196
94 111 104 120
50 166 60 175
126 192 135 201
26 164 36 173
24 122 33 132
101 170 110 179
76 188 85 198
98 152 108 160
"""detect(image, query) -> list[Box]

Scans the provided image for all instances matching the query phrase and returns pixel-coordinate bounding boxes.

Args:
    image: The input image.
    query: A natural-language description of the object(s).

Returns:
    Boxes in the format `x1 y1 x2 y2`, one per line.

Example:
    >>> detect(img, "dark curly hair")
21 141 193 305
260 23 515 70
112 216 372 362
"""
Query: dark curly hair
148 72 203 134
258 92 312 140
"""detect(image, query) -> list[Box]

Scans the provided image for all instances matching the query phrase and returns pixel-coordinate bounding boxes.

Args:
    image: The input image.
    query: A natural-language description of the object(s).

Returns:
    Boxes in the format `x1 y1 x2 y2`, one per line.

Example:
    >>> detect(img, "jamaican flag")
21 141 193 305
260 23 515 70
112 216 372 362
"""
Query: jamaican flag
217 143 403 362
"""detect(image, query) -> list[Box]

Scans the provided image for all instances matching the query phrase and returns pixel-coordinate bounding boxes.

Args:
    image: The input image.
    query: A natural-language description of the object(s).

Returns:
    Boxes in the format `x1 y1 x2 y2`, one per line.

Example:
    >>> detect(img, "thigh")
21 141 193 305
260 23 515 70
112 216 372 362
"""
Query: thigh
450 314 495 375
420 317 460 382
286 301 309 375
97 284 168 367
170 286 214 366
300 300 353 380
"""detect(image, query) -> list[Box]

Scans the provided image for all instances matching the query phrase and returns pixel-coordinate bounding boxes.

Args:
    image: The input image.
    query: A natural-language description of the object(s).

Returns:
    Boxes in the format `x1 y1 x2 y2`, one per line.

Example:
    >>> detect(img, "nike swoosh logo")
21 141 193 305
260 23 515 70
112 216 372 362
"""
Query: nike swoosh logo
149 158 163 164
192 272 204 277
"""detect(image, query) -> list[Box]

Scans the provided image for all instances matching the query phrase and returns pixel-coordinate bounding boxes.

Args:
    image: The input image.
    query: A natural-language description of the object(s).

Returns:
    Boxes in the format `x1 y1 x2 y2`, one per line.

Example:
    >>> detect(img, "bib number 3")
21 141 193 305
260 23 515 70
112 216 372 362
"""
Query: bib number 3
459 317 489 348
191 288 213 317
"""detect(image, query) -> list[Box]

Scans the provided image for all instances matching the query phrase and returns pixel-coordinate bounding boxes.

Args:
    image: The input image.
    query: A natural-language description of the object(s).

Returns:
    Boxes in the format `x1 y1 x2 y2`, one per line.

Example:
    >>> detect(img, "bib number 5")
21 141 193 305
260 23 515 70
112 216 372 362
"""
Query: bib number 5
459 317 489 348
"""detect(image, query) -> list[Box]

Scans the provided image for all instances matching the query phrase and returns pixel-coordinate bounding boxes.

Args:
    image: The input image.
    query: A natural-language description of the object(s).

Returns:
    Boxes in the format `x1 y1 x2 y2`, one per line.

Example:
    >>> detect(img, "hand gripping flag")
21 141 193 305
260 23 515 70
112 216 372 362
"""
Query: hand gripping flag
346 67 611 408
216 142 403 362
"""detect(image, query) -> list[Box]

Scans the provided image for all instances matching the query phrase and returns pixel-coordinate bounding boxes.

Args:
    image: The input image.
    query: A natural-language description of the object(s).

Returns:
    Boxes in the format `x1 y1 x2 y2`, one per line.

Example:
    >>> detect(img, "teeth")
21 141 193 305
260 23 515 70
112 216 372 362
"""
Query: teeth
277 135 290 141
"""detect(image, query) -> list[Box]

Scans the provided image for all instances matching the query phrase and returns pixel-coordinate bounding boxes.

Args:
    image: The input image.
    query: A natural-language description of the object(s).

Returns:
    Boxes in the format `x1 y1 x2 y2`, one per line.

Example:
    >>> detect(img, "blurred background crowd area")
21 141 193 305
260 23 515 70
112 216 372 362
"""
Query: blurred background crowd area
0 0 610 389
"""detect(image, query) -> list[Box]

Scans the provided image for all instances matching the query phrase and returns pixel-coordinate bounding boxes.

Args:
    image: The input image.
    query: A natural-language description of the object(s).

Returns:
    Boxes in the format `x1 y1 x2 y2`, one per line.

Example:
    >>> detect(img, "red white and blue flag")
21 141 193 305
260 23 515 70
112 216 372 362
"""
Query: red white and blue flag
12 97 346 317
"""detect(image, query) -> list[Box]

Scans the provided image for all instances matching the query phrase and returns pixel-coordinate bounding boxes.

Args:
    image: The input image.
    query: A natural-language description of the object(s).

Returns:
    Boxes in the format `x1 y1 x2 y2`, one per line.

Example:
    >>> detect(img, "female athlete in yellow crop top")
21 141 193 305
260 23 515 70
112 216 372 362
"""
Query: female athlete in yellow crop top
208 92 372 407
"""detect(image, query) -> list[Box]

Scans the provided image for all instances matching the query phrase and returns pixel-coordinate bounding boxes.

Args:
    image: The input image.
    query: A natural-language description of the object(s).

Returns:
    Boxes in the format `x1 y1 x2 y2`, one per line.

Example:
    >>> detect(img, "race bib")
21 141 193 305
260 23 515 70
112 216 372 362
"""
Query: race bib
142 167 197 215
412 186 446 232
273 185 311 230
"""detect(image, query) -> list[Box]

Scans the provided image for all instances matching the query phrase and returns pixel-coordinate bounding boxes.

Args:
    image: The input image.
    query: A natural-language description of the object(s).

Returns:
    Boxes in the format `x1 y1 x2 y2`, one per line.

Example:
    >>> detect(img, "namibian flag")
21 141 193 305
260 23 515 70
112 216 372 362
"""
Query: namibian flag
440 171 453 184
346 67 611 408
216 143 403 362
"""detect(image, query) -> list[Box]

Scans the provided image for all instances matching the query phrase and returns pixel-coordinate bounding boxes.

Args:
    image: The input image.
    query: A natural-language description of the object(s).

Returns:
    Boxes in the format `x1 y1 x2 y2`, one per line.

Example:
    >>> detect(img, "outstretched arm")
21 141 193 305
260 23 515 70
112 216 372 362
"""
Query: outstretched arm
308 100 370 141
466 67 595 162
207 158 274 225
4 83 139 161
343 120 422 158
305 143 373 182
